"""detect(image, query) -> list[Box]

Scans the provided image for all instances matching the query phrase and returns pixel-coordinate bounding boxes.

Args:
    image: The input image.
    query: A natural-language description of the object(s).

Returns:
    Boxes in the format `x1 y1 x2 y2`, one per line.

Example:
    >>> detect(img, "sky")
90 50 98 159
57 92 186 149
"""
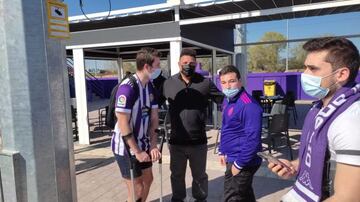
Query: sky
246 12 360 44
65 0 166 16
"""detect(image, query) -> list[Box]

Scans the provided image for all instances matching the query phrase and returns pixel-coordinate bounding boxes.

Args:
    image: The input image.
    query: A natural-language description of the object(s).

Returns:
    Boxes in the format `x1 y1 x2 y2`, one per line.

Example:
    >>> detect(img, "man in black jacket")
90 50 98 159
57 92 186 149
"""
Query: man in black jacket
162 49 223 202
152 69 167 108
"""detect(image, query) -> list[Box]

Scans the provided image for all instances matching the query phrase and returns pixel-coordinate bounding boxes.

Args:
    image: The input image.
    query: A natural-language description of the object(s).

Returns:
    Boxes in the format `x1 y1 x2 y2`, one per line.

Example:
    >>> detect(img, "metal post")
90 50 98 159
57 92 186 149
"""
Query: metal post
286 19 289 72
170 41 182 75
0 0 76 201
234 24 248 87
117 57 123 82
174 6 180 22
73 48 90 145
212 49 218 129
167 53 171 76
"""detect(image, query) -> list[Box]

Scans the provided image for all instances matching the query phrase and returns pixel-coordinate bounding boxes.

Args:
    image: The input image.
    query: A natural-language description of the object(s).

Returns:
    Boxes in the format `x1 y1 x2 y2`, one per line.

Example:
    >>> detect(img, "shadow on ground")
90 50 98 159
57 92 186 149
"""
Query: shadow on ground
254 176 293 199
75 156 115 175
149 176 224 202
149 174 293 202
288 103 312 129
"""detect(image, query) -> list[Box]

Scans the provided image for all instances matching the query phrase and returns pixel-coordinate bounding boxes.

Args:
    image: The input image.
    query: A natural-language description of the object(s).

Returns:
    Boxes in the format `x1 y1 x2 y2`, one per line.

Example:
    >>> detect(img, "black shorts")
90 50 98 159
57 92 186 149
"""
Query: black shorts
114 153 152 179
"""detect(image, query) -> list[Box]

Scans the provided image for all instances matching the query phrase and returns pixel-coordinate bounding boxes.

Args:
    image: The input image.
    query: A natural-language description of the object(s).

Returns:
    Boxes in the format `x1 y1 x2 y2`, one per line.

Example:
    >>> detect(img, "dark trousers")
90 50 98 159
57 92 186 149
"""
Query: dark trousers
223 163 260 202
169 144 208 202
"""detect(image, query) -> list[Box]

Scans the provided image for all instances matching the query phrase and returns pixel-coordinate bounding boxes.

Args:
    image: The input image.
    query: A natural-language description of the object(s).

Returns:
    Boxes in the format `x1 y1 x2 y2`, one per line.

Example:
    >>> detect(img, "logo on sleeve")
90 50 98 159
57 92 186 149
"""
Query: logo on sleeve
227 107 234 117
117 95 126 107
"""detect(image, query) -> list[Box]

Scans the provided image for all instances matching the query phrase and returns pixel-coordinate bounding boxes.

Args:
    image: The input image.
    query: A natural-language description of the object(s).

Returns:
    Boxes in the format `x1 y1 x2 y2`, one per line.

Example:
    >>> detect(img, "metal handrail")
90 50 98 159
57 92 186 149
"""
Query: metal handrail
66 58 105 98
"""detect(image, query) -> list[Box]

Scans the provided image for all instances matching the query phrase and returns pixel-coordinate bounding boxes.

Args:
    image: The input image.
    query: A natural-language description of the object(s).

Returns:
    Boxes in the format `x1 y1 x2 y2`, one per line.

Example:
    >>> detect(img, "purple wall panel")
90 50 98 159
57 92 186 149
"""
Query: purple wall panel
247 72 313 100
85 77 118 100
247 71 360 100
80 72 360 101
99 77 119 98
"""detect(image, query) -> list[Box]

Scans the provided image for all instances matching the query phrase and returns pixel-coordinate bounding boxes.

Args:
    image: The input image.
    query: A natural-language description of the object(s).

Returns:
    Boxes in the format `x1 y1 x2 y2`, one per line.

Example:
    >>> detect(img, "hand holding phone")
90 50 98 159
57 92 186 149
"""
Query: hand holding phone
257 152 292 171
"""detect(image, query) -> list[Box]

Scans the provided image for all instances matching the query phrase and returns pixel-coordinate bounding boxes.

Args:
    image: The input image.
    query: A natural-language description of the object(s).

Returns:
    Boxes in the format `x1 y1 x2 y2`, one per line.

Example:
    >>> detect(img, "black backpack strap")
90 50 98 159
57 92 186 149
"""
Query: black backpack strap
128 74 139 96
105 82 122 128
105 75 139 129
126 75 140 123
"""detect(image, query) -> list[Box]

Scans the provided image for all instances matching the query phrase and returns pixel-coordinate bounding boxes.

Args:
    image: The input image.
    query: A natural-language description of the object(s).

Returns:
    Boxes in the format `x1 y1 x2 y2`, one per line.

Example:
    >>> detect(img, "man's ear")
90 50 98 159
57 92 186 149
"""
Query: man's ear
238 79 242 88
337 67 350 83
144 63 151 71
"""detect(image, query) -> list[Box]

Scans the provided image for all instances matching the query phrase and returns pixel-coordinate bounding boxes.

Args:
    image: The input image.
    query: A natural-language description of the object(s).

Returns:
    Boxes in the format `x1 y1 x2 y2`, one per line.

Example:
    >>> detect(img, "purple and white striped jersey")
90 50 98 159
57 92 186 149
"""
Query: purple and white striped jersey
111 74 158 155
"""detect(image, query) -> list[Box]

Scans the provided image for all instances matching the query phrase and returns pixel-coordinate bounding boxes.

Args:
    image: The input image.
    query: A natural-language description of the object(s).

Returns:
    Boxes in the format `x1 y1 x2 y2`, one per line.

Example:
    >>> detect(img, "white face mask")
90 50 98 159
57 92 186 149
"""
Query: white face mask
222 88 240 99
150 68 161 80
301 70 338 99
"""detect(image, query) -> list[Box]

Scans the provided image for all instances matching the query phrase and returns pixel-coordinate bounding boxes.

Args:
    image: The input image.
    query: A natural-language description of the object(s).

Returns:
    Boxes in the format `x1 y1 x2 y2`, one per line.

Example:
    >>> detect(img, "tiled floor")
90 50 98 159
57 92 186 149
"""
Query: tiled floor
73 99 307 201
74 128 299 202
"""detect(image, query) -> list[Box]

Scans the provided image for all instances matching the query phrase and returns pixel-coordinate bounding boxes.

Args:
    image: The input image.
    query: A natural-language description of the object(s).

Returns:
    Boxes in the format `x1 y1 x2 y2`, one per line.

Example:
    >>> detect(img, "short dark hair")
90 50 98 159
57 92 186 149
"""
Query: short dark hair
219 65 241 80
136 47 161 71
180 48 196 59
303 37 360 82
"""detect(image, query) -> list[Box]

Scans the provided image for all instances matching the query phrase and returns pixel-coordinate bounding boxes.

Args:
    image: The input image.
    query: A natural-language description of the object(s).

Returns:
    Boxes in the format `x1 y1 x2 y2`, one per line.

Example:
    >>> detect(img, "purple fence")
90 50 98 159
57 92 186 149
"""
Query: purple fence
246 72 311 100
75 71 360 101
216 71 360 100
87 77 118 98
246 71 360 100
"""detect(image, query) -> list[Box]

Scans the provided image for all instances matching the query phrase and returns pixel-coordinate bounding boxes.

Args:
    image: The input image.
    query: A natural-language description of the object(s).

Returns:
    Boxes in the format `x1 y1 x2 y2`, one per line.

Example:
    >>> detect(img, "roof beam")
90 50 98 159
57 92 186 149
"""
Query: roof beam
234 34 360 47
179 0 360 25
69 2 174 22
182 37 234 55
85 49 120 55
66 37 181 50
271 0 284 19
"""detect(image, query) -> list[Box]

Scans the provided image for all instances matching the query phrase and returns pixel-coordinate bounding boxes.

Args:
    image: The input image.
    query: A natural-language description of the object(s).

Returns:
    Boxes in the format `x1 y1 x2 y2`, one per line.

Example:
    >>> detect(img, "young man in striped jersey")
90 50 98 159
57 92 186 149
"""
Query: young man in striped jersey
111 47 162 202
218 65 263 202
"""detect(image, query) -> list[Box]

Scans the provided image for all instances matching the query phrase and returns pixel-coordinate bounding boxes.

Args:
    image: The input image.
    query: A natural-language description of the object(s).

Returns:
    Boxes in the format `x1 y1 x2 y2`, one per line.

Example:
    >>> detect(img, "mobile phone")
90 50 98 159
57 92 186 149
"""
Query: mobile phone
257 152 291 171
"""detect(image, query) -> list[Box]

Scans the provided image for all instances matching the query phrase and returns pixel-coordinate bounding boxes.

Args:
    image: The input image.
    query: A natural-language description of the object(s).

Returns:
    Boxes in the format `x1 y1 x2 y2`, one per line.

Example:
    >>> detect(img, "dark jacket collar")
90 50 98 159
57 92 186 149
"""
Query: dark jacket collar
227 87 245 103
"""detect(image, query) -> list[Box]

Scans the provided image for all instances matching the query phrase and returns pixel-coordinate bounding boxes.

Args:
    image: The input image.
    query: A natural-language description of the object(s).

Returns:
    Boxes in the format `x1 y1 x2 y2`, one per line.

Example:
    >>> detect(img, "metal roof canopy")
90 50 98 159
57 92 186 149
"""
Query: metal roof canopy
66 20 235 59
66 42 228 60
69 0 360 28
66 0 360 60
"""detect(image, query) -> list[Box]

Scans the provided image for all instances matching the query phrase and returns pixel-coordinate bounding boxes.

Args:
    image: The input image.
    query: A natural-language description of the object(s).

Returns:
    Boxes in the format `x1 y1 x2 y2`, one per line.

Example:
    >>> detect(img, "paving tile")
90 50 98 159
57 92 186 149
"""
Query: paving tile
74 104 301 202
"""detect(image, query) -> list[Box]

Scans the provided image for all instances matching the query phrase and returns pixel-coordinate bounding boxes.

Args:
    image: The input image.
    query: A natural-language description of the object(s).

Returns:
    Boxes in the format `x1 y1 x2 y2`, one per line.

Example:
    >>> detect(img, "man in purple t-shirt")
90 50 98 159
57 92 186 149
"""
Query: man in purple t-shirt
268 37 360 201
111 47 162 202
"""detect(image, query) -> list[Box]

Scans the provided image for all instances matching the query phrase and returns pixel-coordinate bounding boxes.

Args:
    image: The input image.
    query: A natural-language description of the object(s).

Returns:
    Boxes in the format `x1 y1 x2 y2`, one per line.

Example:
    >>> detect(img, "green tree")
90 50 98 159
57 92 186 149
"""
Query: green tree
289 42 306 71
123 61 136 73
248 32 286 72
288 34 334 71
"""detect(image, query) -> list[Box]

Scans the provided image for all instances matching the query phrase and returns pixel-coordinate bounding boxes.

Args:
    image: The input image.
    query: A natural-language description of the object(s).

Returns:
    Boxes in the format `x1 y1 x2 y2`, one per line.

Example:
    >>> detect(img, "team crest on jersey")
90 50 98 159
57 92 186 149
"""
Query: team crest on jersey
149 93 154 102
117 95 126 107
227 107 234 116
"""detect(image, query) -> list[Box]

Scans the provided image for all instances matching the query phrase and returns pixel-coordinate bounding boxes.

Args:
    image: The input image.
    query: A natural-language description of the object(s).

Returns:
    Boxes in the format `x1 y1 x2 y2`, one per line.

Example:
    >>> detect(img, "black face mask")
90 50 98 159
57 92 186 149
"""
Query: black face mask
181 64 195 77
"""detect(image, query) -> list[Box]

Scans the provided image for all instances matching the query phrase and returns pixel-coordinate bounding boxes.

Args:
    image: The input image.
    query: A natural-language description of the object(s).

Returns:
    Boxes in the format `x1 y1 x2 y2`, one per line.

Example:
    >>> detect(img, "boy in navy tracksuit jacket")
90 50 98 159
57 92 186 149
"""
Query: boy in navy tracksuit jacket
218 65 262 202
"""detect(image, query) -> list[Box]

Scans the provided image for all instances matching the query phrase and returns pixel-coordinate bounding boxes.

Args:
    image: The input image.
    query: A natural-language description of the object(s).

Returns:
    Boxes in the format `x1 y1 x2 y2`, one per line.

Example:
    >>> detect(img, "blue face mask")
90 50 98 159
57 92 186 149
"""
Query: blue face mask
223 88 240 99
301 72 337 99
150 68 161 80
